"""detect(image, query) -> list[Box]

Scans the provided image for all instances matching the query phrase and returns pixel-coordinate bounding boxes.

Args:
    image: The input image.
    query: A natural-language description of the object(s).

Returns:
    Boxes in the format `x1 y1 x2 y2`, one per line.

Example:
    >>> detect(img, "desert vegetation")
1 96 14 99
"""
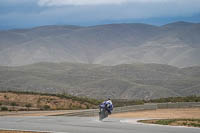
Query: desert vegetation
0 91 200 111
148 96 200 103
0 91 99 111
0 62 200 100
139 119 200 128
112 95 200 107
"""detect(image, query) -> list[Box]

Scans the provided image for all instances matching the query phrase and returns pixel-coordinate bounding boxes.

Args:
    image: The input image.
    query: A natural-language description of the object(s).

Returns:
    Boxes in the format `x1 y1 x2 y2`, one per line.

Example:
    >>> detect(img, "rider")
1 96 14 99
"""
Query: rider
100 98 113 114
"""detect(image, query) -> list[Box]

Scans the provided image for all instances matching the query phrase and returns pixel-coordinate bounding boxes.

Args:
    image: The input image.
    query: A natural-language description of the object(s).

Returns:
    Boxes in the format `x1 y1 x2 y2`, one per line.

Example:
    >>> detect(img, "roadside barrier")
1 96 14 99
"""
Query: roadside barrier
157 102 200 109
60 102 200 117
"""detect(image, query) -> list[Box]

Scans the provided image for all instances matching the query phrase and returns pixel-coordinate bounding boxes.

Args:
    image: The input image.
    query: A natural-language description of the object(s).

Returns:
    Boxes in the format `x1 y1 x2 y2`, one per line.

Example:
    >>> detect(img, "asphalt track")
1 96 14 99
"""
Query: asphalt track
0 116 200 133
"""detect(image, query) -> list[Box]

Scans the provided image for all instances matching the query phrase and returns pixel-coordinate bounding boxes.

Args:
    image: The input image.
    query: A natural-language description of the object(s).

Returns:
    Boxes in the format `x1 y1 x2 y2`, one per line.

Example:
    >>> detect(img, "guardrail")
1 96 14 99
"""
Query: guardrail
157 102 200 109
59 102 200 117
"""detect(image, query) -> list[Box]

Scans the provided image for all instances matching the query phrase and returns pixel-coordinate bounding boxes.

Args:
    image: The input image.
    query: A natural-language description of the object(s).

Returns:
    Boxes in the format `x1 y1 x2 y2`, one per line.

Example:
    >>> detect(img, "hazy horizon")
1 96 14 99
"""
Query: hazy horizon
1 20 200 31
1 0 200 30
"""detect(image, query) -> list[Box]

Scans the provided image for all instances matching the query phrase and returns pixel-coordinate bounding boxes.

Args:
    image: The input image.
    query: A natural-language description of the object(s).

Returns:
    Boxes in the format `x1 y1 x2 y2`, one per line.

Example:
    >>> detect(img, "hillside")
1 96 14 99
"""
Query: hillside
0 91 98 111
0 22 200 67
0 62 200 99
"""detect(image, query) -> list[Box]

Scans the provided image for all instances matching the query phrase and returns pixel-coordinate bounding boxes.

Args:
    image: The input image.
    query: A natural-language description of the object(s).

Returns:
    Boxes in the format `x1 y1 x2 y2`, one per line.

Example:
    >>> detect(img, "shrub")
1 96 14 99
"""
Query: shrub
1 106 8 111
25 103 32 111
25 103 32 108
71 105 80 110
86 104 90 109
18 108 27 111
69 103 72 109
43 105 50 110
10 102 18 106
190 123 200 127
155 119 176 125
4 95 8 99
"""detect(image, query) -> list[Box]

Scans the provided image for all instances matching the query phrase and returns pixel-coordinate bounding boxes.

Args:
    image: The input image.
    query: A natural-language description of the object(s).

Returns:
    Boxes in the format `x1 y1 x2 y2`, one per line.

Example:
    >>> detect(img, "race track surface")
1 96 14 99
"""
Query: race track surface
0 116 199 133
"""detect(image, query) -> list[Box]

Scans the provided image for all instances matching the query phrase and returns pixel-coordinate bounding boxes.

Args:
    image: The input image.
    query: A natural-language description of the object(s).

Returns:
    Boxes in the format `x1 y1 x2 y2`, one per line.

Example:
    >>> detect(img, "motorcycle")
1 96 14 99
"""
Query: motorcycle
99 104 109 121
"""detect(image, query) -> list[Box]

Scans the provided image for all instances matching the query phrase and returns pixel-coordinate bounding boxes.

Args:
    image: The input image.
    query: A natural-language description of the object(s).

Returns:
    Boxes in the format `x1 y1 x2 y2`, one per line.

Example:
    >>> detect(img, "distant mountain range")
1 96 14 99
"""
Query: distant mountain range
0 22 200 99
0 21 200 67
0 62 200 99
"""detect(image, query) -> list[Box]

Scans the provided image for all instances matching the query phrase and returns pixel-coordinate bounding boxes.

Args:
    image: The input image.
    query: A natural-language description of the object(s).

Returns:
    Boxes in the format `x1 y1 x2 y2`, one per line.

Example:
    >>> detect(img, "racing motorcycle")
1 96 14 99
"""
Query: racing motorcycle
99 103 109 121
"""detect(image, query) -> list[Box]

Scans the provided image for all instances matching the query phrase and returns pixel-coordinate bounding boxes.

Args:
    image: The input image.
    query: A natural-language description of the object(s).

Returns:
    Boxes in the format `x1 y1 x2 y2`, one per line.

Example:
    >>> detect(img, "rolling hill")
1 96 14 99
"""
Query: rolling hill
0 22 200 99
0 21 200 67
0 62 199 99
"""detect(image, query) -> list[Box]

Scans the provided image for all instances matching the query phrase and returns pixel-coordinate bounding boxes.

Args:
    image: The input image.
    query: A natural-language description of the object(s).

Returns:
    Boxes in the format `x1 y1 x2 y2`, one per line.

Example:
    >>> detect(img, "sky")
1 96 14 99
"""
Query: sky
0 0 200 29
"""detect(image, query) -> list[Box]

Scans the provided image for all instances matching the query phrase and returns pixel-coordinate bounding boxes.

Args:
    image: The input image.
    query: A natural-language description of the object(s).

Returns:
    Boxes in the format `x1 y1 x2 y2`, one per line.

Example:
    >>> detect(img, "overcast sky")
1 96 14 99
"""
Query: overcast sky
0 0 200 29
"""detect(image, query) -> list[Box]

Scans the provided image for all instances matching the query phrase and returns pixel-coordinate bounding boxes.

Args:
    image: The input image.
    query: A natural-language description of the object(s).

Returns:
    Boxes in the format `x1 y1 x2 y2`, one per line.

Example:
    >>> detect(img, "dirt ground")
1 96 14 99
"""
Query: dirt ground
0 92 94 111
139 119 200 128
111 108 200 119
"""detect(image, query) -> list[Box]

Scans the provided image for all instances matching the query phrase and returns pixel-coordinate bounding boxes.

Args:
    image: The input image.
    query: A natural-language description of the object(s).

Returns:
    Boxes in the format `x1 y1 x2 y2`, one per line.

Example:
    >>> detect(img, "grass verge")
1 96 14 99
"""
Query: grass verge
139 119 200 128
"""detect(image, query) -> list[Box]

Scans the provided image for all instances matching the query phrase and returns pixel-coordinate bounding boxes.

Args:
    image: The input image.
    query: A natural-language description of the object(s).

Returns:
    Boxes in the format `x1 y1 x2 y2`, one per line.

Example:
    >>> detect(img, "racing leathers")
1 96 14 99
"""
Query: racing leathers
100 100 113 114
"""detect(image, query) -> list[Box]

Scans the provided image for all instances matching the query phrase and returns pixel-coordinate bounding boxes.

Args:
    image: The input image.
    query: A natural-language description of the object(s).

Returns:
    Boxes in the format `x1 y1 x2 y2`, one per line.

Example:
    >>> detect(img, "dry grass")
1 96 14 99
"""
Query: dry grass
111 108 200 119
139 119 200 128
0 92 95 111
112 108 200 128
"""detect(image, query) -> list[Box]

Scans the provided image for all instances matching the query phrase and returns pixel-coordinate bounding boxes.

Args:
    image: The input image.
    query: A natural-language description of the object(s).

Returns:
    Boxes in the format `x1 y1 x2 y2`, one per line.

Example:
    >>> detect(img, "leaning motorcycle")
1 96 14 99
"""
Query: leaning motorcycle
99 104 109 121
